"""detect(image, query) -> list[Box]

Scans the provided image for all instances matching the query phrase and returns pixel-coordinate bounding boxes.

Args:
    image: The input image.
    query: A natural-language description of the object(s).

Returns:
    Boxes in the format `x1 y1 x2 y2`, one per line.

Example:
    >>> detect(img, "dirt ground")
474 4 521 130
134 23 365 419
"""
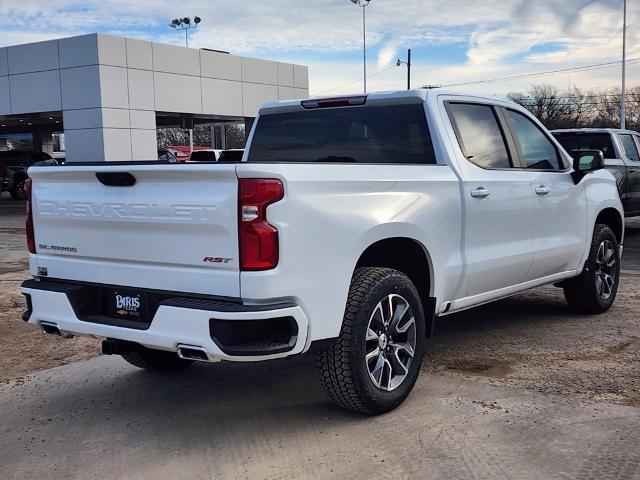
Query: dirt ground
0 276 99 384
1 195 639 408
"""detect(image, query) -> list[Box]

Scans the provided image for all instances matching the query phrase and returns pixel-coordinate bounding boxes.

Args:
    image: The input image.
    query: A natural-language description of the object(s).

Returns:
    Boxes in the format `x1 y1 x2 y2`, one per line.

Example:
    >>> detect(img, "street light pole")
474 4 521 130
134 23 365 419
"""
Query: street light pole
362 5 367 93
351 0 372 93
169 16 202 49
621 0 627 129
169 16 202 154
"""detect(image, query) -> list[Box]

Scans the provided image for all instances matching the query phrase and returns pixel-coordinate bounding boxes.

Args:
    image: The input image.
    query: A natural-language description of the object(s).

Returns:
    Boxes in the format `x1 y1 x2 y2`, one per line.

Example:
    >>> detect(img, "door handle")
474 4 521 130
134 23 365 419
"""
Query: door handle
535 185 551 195
470 187 491 199
629 169 638 173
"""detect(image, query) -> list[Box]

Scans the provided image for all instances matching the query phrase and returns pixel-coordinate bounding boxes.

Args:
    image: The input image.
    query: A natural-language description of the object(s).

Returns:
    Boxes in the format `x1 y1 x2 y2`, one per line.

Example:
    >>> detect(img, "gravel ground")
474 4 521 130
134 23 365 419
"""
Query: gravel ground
426 275 640 406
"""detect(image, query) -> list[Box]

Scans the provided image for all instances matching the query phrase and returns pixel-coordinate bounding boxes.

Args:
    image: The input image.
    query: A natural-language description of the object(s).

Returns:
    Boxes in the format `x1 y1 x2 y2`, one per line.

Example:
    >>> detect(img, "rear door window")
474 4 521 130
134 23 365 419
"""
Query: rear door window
505 110 562 170
447 103 512 169
619 134 640 163
553 133 617 159
247 104 436 164
189 151 218 162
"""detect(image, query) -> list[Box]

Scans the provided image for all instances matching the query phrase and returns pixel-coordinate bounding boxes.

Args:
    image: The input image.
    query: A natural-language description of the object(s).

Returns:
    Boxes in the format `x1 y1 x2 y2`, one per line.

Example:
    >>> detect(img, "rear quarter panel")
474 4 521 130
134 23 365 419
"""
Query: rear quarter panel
236 162 463 343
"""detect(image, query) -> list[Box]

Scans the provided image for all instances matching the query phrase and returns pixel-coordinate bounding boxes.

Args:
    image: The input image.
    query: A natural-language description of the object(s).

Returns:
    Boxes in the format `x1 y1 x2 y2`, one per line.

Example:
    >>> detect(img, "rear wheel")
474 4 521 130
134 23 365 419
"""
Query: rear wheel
317 267 426 415
121 347 193 372
564 224 620 314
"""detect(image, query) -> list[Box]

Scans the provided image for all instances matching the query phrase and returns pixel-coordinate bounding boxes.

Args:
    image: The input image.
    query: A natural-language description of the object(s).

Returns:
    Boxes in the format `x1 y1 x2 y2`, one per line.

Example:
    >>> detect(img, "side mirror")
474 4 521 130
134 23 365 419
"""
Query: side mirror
571 149 604 184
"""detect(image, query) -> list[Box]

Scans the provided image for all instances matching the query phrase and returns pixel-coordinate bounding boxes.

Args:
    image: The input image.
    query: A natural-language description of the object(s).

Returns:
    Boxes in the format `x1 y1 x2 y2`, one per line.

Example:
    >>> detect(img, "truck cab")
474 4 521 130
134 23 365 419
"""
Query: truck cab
552 128 640 217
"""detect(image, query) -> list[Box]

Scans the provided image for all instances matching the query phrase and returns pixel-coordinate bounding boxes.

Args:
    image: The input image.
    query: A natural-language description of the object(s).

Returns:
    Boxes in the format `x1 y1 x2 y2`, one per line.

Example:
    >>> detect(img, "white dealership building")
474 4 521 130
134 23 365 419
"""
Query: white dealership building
0 34 309 162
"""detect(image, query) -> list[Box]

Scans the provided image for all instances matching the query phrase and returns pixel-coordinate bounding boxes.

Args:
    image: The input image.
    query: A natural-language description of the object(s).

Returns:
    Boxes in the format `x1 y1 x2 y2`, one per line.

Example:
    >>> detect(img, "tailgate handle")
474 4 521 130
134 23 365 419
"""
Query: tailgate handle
96 172 136 187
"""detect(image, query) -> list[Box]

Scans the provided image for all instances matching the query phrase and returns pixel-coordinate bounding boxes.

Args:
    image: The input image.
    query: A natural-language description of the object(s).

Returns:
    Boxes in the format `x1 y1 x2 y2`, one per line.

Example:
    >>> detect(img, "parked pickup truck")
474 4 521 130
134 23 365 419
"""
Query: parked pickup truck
552 128 640 217
21 91 624 415
0 150 56 200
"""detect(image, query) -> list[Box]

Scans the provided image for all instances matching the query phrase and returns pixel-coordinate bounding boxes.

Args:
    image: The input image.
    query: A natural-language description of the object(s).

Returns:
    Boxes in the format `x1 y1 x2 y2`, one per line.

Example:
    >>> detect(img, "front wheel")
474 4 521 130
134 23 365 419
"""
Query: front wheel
564 224 620 314
317 267 426 415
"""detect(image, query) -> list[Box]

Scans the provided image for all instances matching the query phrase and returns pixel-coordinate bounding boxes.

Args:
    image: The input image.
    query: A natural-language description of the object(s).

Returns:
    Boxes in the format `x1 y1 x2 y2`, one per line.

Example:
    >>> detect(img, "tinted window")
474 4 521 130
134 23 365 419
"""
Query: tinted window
619 134 640 162
506 110 561 170
247 104 436 164
0 153 18 166
0 151 26 166
158 151 177 162
189 151 218 162
218 150 244 163
447 103 511 168
553 133 617 159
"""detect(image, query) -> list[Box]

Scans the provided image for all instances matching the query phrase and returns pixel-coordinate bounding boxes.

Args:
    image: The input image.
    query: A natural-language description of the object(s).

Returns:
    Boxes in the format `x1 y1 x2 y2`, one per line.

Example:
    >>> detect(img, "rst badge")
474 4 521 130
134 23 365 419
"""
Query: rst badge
203 257 232 264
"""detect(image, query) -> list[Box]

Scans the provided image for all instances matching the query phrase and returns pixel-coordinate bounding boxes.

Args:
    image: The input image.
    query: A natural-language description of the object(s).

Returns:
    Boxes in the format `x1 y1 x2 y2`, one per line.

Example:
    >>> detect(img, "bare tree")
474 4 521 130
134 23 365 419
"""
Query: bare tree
625 86 640 131
225 124 246 149
508 84 575 129
508 84 640 131
592 88 621 129
156 125 212 148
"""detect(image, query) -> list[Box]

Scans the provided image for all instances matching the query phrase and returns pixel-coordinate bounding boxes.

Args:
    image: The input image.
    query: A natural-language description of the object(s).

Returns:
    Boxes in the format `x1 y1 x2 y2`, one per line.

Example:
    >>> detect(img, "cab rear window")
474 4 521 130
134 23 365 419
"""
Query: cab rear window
553 133 617 159
247 104 436 164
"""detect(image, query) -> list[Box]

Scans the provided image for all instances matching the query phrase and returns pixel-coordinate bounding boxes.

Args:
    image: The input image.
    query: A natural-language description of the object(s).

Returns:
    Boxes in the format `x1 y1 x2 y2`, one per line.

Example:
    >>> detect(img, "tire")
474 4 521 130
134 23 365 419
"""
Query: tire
121 346 193 372
317 267 426 415
10 179 25 201
564 224 620 314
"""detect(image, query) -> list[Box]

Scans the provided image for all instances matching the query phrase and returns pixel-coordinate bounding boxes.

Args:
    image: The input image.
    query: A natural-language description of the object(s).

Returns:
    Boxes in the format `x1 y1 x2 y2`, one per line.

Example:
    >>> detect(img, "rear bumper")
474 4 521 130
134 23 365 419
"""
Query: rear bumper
21 279 309 362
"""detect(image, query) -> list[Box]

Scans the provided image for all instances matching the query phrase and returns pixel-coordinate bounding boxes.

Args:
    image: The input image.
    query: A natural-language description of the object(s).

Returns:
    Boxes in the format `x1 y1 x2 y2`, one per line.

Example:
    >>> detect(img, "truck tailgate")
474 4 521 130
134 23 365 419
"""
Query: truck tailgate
28 164 240 298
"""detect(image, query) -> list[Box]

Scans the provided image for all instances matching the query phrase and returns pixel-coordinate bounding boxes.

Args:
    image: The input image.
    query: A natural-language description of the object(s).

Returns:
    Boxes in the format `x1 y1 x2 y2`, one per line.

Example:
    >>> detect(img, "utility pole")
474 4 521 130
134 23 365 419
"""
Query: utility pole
407 49 411 90
621 0 627 129
397 49 412 90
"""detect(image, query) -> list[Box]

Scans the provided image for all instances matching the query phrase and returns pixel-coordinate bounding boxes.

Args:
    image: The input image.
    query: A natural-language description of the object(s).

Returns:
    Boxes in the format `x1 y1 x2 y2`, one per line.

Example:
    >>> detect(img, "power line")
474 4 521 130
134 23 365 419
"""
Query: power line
316 64 397 95
429 58 640 89
315 56 640 97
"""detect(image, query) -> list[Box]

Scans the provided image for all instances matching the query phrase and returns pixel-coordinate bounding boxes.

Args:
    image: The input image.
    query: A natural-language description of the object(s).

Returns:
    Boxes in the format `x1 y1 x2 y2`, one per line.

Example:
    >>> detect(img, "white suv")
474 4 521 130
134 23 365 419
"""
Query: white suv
21 90 623 414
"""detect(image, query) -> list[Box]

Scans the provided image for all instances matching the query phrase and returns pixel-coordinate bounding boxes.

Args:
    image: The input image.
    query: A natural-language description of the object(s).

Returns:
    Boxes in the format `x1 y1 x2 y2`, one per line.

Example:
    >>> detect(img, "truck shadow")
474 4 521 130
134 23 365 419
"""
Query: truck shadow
22 287 581 421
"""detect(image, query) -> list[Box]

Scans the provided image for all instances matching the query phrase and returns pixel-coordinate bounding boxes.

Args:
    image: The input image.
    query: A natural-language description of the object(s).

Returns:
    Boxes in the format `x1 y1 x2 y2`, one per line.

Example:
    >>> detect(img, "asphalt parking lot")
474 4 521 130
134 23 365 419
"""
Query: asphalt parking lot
1 194 640 479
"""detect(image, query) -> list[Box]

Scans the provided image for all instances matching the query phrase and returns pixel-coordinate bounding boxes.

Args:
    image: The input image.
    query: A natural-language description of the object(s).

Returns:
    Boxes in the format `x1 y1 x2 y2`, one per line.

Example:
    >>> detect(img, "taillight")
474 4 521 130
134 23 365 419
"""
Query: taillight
239 178 284 271
0 166 5 177
25 178 35 254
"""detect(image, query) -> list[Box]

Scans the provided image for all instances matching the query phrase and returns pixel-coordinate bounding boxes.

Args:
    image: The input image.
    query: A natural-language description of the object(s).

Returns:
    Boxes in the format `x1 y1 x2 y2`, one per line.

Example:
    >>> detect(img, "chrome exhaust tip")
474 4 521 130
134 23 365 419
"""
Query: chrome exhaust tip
40 321 73 338
177 344 210 362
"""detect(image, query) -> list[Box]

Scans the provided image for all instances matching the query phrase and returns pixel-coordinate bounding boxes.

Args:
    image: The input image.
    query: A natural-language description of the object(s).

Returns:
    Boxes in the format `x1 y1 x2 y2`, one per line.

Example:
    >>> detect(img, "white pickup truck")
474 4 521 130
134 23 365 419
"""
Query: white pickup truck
22 90 623 415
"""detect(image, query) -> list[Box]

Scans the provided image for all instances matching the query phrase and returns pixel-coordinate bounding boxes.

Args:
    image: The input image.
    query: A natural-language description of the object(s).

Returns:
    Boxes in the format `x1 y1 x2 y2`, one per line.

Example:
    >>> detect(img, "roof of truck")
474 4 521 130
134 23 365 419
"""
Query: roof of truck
259 89 521 114
551 128 640 135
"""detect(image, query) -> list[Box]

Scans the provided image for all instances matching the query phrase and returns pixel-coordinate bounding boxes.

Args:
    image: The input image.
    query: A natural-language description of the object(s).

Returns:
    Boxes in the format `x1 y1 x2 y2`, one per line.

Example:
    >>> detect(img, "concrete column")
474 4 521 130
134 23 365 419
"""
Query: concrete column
129 110 157 161
63 108 157 162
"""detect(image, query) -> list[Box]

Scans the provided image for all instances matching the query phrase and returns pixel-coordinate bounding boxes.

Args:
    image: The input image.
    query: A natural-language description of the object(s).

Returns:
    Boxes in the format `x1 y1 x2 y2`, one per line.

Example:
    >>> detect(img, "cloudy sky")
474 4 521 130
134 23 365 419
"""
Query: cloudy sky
1 0 638 96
